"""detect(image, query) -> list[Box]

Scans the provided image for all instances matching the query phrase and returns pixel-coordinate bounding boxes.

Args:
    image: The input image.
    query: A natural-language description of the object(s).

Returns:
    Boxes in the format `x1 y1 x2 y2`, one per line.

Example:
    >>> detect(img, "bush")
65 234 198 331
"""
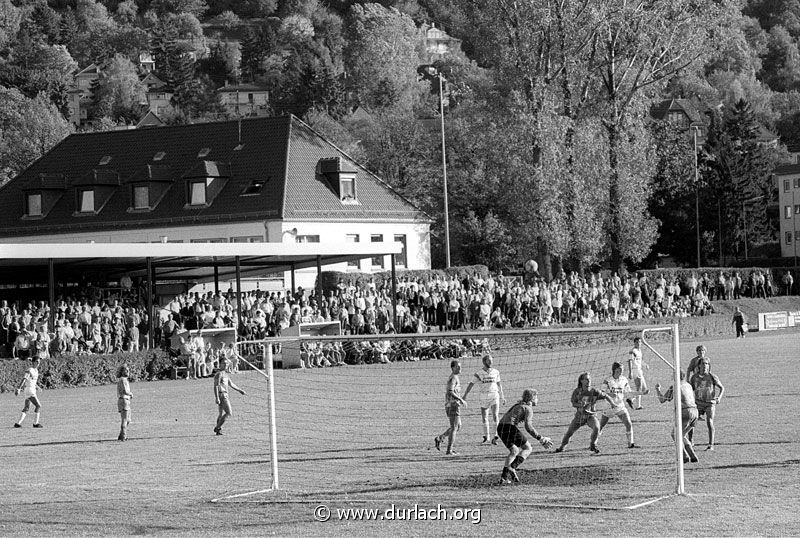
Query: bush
317 265 490 295
0 349 173 393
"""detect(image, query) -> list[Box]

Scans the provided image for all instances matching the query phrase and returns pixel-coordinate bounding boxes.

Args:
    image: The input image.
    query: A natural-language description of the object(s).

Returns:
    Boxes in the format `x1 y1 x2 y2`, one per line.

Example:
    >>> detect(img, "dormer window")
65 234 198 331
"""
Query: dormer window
98 155 112 166
340 175 355 201
79 189 95 213
153 151 166 161
198 147 211 158
133 185 150 209
189 180 207 205
26 193 42 217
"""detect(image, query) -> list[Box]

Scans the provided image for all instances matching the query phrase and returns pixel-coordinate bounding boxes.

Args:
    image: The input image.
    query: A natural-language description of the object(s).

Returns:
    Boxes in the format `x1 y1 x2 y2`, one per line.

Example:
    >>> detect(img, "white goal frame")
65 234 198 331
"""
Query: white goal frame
213 324 686 509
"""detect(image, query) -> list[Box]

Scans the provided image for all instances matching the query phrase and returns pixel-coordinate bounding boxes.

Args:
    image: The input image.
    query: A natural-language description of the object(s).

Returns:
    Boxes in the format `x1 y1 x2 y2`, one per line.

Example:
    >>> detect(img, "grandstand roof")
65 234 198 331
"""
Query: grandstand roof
0 241 404 284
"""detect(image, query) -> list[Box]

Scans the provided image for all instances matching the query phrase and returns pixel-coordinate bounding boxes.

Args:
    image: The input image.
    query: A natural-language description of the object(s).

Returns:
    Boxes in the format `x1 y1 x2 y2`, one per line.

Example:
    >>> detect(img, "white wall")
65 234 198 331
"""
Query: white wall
1 219 431 289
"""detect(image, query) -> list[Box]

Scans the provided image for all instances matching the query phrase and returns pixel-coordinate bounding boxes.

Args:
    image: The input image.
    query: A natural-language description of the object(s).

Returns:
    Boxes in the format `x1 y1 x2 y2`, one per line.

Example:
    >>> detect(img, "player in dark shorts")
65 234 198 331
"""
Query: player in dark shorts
496 389 553 484
554 372 614 454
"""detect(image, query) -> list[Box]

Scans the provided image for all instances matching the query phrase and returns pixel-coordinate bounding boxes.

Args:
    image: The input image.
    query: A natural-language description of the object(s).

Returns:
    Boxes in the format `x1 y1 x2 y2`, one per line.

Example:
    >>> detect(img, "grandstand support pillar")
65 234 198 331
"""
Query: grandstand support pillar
290 263 296 296
146 257 154 350
235 256 242 343
316 255 322 301
214 265 219 294
47 258 55 333
391 254 398 328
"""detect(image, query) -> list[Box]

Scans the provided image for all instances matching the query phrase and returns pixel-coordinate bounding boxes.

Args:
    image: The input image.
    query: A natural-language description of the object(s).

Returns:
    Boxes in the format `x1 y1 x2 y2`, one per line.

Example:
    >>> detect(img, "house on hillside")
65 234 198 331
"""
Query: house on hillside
775 163 800 259
423 23 462 60
141 72 173 117
650 98 710 141
0 116 432 288
217 83 270 117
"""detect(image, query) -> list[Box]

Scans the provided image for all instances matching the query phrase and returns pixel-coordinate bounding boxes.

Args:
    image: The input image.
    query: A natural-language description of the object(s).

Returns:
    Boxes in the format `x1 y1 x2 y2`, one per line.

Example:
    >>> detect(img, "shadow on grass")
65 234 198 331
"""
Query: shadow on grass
708 458 800 470
0 433 201 449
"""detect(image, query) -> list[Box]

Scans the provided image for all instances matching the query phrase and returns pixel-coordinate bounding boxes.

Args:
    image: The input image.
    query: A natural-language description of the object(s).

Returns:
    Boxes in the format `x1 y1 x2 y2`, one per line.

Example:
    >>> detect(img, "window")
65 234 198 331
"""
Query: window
98 155 112 166
394 234 407 266
795 178 800 189
133 185 149 209
796 205 800 215
231 236 263 243
26 193 42 217
189 181 206 205
346 234 360 267
340 176 355 201
787 232 793 245
296 235 320 243
198 147 211 158
153 151 166 161
786 180 791 192
79 189 95 213
248 93 254 103
371 234 384 268
242 180 265 195
190 238 227 243
786 206 793 219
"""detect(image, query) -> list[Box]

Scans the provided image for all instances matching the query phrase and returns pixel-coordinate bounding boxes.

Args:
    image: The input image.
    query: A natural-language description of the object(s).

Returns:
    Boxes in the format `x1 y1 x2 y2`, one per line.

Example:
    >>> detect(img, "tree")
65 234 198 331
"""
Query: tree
343 3 424 111
198 39 241 87
0 0 21 50
149 0 208 17
0 86 73 187
239 22 276 82
761 25 800 92
89 53 147 123
0 39 78 113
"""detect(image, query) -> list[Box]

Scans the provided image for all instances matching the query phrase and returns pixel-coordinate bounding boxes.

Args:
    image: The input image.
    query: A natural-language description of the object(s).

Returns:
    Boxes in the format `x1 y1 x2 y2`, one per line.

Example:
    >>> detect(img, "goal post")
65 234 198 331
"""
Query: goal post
215 324 686 509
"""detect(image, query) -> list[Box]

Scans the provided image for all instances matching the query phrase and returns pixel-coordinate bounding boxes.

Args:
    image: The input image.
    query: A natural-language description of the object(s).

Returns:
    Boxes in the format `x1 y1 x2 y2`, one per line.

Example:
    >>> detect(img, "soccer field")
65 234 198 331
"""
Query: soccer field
1 330 800 536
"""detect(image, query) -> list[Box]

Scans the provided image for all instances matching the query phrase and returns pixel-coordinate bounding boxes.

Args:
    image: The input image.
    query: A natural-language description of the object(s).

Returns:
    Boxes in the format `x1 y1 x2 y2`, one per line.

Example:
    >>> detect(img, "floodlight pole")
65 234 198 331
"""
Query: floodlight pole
47 258 55 334
235 256 242 343
438 73 451 269
146 257 154 350
693 126 701 268
673 323 685 495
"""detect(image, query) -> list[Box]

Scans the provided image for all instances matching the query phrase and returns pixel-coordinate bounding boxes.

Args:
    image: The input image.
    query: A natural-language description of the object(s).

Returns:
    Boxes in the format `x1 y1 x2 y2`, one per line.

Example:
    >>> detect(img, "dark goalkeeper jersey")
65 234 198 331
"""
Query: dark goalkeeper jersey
499 401 541 439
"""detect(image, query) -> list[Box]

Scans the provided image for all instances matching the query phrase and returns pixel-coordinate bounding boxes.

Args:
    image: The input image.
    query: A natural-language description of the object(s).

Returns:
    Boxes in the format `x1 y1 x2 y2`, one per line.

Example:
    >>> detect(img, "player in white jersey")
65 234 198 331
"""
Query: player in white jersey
463 354 506 444
597 362 648 448
626 336 649 410
14 357 43 428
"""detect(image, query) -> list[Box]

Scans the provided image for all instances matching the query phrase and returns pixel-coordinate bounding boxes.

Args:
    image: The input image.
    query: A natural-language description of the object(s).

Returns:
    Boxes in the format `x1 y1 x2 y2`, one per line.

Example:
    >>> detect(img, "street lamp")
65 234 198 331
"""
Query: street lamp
419 65 451 268
741 194 765 261
692 126 701 268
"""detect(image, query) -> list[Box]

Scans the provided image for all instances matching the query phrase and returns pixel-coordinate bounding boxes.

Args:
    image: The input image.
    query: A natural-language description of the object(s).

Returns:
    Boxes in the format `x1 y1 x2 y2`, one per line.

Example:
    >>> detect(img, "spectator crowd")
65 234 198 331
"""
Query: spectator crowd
0 268 796 366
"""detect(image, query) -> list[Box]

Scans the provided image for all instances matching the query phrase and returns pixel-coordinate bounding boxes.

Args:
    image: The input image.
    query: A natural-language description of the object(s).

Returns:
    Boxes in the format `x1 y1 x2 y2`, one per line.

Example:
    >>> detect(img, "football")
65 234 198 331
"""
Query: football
524 259 538 273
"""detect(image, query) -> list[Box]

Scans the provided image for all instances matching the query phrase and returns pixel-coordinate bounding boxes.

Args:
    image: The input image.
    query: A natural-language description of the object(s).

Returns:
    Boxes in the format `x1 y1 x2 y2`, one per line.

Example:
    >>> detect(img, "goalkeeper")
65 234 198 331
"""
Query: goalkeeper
496 389 553 484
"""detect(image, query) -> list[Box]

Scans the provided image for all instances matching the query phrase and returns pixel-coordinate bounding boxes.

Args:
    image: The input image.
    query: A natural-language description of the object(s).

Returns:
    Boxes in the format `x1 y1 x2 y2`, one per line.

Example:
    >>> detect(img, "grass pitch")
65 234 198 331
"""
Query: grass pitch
1 330 799 536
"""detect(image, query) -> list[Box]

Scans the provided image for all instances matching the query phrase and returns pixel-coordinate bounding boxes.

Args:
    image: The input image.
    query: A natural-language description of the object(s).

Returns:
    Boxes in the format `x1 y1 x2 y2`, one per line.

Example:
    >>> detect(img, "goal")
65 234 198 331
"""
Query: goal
213 324 686 509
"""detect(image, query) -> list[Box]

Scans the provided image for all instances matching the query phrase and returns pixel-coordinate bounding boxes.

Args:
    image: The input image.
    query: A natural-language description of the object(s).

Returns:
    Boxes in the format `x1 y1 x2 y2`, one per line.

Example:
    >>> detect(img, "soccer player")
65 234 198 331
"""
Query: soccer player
213 356 247 436
690 358 725 450
597 362 648 449
686 344 709 384
626 336 649 410
117 365 132 441
435 359 467 455
655 371 699 463
462 354 506 444
554 372 614 454
496 389 552 484
14 357 43 428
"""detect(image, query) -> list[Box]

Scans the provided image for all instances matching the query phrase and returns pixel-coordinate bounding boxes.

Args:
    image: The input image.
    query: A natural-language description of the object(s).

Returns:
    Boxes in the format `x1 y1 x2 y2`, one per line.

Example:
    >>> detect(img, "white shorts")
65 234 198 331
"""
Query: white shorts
479 394 500 410
602 406 630 419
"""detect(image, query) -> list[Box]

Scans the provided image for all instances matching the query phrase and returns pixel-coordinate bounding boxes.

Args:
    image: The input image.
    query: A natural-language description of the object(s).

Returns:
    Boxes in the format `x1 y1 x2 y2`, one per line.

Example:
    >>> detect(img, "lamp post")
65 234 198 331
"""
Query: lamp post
419 64 451 268
692 126 701 268
794 190 798 271
742 194 765 261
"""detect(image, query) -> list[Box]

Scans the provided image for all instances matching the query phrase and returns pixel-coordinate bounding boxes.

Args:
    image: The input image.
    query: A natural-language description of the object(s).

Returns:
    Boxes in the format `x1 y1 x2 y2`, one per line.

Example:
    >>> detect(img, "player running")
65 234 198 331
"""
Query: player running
690 358 725 450
14 357 43 428
554 372 614 454
117 365 132 441
656 371 699 463
213 356 247 436
496 389 553 484
626 336 649 410
435 359 467 455
597 362 648 449
462 354 506 444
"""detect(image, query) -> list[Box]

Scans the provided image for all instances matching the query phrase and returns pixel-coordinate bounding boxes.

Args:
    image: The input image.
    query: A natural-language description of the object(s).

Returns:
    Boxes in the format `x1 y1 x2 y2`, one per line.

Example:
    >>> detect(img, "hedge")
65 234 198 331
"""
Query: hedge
634 266 798 288
0 349 174 393
317 265 491 295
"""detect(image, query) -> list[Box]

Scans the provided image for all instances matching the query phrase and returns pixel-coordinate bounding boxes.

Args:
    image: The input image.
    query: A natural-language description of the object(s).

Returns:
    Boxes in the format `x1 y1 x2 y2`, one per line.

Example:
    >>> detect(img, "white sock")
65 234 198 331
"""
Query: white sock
627 430 634 445
34 412 40 424
17 412 26 424
483 422 490 438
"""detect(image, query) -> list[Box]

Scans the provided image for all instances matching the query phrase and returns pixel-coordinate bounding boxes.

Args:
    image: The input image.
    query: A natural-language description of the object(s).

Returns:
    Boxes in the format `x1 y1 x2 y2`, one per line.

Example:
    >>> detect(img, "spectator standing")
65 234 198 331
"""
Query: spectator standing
732 307 747 338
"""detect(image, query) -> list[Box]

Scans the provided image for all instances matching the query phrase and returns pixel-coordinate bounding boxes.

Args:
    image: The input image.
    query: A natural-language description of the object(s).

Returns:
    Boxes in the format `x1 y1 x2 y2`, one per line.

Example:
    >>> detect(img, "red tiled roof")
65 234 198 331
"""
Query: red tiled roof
0 115 429 237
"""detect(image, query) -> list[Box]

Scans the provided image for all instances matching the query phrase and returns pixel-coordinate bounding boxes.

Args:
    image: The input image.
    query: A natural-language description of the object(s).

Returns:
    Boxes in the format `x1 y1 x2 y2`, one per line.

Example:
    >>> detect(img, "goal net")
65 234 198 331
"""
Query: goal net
213 325 684 509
